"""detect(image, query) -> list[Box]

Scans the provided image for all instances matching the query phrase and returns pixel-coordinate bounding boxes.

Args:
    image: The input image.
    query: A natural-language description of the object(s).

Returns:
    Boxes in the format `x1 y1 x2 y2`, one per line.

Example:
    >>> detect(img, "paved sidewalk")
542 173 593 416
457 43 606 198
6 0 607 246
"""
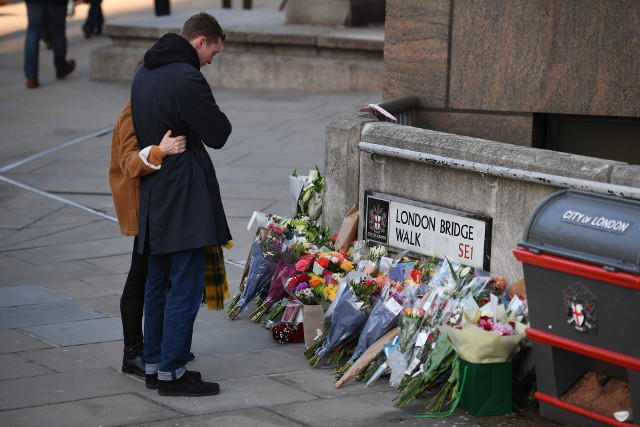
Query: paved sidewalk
0 1 559 426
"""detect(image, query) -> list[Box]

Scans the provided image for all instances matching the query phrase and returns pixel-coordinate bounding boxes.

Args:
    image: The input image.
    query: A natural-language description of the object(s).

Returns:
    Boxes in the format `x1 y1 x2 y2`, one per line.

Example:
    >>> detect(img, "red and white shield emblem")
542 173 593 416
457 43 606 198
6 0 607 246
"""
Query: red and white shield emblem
570 302 584 327
374 214 381 231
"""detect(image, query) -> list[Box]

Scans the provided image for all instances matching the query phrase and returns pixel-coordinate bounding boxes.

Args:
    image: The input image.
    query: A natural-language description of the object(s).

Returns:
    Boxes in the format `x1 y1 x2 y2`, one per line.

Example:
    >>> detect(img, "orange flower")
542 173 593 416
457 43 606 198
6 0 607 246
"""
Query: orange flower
309 275 324 288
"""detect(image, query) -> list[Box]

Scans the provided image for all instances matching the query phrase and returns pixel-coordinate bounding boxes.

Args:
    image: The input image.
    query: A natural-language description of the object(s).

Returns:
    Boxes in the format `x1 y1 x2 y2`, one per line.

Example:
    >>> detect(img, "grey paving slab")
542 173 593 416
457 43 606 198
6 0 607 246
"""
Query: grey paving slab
23 341 124 373
191 308 279 355
0 257 121 285
0 329 53 354
41 277 119 300
272 367 392 399
0 300 103 330
0 367 142 411
0 223 81 251
268 389 434 427
8 215 117 246
0 284 70 307
221 197 279 219
6 236 130 265
0 220 119 251
10 204 100 229
0 205 34 230
0 393 180 427
84 251 132 275
12 172 109 196
76 294 121 317
0 353 56 380
22 316 121 346
140 375 317 416
187 348 310 381
146 407 303 427
81 274 128 295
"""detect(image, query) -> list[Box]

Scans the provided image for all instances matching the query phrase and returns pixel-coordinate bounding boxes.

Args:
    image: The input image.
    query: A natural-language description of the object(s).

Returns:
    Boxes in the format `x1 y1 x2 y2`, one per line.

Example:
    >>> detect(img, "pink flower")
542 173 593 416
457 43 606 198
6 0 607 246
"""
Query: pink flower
295 255 314 272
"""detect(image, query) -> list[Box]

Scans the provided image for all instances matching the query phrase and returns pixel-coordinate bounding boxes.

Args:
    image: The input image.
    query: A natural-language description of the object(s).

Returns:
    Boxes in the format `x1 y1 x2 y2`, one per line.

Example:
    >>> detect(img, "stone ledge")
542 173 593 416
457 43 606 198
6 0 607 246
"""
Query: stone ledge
90 8 383 91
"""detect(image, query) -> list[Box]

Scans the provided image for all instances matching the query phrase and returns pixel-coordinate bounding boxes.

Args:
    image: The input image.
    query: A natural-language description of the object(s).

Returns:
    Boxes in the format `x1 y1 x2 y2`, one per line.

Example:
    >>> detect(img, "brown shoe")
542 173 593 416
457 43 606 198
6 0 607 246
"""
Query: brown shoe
56 59 76 80
26 77 39 89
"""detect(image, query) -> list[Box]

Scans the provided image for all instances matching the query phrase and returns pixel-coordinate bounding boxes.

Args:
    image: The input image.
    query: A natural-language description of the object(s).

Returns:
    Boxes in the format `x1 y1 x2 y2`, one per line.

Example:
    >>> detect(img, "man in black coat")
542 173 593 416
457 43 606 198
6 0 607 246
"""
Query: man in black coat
130 12 232 397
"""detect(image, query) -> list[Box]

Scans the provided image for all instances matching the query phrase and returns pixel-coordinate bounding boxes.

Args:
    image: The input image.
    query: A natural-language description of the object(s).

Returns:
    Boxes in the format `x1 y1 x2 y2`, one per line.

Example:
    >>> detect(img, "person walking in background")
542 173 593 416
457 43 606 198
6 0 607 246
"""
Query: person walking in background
24 0 78 89
130 11 232 397
109 100 186 378
81 0 104 38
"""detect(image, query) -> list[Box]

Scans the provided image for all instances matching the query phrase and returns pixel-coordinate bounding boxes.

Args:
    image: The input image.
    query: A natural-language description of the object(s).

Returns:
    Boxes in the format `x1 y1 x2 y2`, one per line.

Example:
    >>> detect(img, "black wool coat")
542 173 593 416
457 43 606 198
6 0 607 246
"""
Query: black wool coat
131 33 232 255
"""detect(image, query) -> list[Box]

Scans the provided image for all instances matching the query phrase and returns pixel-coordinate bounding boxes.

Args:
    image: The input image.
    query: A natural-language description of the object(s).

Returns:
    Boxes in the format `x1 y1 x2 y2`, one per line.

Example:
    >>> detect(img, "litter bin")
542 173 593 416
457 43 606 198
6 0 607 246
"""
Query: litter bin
513 189 640 427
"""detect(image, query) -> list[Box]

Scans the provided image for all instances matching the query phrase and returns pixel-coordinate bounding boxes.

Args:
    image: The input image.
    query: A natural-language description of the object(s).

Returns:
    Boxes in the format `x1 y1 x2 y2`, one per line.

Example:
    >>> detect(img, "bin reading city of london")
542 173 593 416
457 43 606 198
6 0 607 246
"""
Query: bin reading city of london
513 189 640 427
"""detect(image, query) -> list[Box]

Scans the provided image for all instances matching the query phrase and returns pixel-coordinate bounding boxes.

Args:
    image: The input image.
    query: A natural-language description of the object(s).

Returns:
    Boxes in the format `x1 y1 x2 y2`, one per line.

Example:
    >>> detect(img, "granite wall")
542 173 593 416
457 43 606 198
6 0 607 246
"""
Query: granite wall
383 0 640 146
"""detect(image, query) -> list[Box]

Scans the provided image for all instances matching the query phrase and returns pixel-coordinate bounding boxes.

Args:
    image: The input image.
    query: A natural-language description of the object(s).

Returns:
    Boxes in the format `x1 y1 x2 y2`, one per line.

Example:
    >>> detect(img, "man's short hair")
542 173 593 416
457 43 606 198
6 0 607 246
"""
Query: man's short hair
180 12 227 43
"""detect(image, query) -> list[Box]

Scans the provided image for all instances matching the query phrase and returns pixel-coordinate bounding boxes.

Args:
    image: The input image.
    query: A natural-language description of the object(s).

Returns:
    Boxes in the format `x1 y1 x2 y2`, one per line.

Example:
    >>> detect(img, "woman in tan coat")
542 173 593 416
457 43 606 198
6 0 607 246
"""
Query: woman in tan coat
109 100 186 377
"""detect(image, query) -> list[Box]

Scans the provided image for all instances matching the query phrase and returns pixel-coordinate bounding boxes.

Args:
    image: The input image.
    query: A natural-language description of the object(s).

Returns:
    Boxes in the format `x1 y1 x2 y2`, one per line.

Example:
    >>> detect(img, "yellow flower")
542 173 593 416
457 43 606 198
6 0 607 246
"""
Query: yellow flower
340 260 354 272
323 283 338 301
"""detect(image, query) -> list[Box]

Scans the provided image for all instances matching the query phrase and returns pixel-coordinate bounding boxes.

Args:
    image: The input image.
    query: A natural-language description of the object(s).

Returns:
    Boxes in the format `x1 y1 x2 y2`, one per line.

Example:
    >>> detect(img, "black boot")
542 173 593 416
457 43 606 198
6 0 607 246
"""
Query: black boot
120 299 145 376
122 344 145 377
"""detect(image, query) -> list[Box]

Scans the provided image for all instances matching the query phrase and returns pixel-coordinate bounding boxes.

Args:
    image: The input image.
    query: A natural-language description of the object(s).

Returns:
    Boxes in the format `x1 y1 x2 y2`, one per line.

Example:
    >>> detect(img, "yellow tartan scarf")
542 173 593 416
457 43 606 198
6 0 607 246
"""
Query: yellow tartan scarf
204 243 232 310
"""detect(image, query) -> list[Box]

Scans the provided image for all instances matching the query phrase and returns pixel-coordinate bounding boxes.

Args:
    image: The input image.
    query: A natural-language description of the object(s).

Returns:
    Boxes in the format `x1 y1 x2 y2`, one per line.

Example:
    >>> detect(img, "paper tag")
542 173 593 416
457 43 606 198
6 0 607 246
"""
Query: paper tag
384 297 403 316
415 330 428 347
247 211 259 230
405 357 421 375
312 261 325 276
379 256 394 274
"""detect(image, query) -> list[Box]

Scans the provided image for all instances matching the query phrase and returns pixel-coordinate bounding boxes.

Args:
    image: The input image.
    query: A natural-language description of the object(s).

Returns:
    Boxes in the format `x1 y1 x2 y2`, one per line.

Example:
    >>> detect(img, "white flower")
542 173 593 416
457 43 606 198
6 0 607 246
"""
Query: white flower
308 168 319 182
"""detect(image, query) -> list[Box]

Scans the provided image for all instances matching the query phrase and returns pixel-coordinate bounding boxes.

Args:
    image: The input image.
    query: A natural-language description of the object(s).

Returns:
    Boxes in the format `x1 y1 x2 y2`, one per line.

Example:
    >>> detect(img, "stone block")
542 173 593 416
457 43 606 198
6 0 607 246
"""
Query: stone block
357 121 632 283
323 112 378 234
448 1 640 117
413 110 534 146
383 0 450 108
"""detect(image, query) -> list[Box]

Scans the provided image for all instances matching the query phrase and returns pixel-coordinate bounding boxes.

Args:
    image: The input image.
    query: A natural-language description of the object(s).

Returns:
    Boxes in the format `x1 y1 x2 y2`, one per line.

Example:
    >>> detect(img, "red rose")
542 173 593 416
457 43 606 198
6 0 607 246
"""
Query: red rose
317 257 330 268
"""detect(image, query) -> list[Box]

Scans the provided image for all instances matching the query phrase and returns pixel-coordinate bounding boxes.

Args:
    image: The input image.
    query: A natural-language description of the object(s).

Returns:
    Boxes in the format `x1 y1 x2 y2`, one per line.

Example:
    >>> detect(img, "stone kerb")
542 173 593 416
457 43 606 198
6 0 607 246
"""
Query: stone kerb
90 10 383 91
322 116 640 284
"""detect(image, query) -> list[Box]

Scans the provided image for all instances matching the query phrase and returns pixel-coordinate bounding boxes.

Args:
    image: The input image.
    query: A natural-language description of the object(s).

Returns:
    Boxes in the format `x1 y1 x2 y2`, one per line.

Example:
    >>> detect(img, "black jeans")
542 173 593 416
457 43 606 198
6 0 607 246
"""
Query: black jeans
120 236 149 349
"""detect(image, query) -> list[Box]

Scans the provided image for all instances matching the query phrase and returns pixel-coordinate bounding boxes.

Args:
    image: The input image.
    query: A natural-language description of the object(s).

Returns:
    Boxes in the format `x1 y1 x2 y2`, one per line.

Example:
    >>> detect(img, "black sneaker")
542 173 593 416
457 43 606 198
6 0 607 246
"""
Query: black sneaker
157 371 219 397
146 370 202 390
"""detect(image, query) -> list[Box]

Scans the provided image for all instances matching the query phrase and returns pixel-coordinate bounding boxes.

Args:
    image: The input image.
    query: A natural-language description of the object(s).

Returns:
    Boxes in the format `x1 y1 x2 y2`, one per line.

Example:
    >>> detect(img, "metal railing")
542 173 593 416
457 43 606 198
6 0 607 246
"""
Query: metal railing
361 95 420 126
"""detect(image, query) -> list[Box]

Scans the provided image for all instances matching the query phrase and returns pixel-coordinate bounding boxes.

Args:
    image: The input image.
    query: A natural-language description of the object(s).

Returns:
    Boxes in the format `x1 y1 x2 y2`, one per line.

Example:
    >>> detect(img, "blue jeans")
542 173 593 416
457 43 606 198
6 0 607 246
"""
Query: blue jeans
144 248 204 380
24 3 68 79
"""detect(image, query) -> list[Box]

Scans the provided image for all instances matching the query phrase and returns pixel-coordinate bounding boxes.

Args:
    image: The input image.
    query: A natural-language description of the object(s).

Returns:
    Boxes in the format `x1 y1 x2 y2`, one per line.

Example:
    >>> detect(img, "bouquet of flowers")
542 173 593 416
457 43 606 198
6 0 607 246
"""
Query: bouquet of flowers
335 279 405 378
293 167 324 222
386 305 428 386
305 276 369 367
227 232 281 320
394 262 525 414
250 235 312 323
271 297 305 344
361 244 388 277
284 272 326 306
348 274 387 315
281 215 332 248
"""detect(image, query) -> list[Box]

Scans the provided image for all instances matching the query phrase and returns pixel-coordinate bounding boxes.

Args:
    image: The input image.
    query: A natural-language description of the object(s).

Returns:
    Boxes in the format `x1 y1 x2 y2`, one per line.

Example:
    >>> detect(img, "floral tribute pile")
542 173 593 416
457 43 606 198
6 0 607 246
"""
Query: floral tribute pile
225 168 532 418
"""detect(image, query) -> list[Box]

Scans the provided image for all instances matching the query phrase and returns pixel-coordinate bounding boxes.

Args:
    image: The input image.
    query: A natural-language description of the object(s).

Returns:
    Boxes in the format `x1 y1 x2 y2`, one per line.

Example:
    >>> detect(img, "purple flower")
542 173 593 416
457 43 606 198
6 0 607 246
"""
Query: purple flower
296 282 310 291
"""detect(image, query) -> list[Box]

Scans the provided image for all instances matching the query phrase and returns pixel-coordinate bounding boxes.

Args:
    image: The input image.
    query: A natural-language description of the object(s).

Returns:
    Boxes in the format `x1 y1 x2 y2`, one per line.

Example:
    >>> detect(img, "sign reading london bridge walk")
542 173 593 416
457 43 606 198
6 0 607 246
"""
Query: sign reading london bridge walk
364 191 493 271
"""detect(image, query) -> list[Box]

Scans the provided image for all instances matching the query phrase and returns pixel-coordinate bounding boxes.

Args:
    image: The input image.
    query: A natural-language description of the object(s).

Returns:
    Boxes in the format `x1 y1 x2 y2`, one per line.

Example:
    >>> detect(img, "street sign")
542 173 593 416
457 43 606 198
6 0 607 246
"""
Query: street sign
364 190 492 270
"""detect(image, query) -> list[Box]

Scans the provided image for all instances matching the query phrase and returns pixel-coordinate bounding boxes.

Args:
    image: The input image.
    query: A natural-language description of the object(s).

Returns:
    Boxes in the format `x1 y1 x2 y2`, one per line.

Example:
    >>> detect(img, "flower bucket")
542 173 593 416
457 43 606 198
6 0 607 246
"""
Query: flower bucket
302 304 323 349
458 358 513 416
